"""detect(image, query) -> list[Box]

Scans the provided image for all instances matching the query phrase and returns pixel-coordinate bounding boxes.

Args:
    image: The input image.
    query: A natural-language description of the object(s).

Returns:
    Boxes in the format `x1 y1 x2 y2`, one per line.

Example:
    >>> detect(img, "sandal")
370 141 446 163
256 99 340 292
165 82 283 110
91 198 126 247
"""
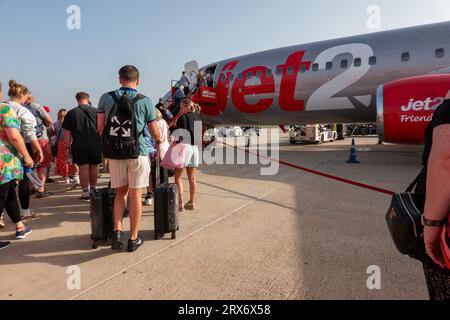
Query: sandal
184 202 196 210
179 205 185 212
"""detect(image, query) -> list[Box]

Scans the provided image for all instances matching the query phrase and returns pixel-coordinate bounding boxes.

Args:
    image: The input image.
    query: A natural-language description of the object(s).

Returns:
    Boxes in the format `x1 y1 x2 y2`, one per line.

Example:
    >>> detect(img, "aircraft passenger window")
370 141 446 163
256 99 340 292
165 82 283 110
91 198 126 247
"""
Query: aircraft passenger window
266 69 273 77
341 60 348 69
326 62 333 70
276 67 282 76
354 58 362 67
221 75 226 82
230 74 235 81
287 66 294 75
300 65 307 73
256 71 262 78
369 56 377 65
238 73 243 80
436 48 445 58
312 63 319 72
401 52 410 62
247 71 253 78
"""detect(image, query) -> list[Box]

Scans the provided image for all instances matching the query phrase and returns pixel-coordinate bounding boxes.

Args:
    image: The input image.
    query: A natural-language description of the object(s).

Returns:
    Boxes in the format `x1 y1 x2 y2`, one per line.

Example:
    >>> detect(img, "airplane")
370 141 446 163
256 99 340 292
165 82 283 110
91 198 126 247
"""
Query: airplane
165 21 450 144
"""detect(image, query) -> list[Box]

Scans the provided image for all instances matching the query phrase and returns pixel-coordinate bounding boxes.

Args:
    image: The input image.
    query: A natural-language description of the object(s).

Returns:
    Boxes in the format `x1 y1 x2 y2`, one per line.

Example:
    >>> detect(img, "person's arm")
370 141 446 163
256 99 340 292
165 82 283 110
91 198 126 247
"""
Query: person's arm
97 113 105 136
97 94 107 136
61 113 73 154
63 129 72 146
423 124 450 268
30 139 44 164
148 121 162 145
20 109 38 144
47 123 56 137
4 127 34 168
38 106 53 126
19 109 43 163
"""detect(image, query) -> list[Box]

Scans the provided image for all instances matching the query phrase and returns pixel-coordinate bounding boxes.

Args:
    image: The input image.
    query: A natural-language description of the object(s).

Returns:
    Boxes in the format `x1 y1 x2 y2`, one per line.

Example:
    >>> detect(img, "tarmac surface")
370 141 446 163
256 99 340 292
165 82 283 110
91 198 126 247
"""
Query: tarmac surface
0 134 429 300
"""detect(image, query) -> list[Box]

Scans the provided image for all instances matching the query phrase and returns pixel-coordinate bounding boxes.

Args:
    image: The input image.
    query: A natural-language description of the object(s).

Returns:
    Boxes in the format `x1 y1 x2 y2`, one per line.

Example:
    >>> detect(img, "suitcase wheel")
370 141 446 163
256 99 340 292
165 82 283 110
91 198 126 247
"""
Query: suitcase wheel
92 241 99 249
155 233 163 240
171 231 176 240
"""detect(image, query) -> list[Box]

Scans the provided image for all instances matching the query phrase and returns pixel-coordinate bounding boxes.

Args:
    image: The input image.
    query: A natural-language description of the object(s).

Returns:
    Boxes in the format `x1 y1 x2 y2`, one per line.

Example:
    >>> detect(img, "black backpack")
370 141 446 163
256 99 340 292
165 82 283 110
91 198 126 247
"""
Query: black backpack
101 91 146 160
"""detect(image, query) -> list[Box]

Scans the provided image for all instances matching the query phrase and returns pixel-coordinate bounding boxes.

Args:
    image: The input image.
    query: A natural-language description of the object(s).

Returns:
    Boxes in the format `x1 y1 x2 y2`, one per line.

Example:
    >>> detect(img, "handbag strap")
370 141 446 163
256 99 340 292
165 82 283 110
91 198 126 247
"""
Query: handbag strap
406 167 426 193
55 124 63 141
79 106 97 129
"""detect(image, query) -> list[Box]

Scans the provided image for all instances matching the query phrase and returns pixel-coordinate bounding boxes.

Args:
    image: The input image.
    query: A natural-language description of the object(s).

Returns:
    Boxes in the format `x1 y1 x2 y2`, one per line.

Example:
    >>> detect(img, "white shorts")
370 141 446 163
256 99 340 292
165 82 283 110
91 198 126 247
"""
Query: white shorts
185 145 200 168
109 156 150 189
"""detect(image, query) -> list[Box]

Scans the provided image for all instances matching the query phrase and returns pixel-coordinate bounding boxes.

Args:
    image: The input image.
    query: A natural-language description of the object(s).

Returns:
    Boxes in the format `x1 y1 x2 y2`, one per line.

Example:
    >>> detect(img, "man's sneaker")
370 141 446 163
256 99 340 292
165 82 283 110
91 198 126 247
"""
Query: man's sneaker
0 241 11 250
111 231 124 251
0 213 5 229
79 193 91 202
144 194 153 206
16 226 32 239
128 235 144 252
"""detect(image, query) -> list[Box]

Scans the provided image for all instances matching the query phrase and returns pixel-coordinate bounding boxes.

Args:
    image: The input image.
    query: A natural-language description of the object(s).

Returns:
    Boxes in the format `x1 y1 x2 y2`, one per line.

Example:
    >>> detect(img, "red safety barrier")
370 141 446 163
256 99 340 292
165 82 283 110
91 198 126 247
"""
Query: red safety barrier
223 142 395 196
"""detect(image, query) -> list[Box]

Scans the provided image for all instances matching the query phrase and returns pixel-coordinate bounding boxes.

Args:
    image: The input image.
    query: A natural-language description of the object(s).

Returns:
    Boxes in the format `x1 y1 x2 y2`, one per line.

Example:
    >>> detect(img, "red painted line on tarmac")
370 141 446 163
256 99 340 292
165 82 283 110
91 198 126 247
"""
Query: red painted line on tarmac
223 142 395 196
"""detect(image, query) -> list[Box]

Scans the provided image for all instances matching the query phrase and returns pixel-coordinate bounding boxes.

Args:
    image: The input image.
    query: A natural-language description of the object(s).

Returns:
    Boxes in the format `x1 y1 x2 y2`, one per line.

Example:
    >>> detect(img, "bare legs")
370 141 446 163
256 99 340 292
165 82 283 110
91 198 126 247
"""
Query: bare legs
78 164 98 191
174 167 197 208
128 188 143 241
37 167 48 193
186 167 197 205
114 186 128 233
175 169 184 208
78 165 89 191
89 165 98 189
114 186 143 241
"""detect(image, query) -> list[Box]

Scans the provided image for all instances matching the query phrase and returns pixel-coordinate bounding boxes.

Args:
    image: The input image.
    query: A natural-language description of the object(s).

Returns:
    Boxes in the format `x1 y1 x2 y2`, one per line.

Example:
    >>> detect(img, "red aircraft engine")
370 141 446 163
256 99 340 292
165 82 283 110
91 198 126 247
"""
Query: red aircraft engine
377 74 450 144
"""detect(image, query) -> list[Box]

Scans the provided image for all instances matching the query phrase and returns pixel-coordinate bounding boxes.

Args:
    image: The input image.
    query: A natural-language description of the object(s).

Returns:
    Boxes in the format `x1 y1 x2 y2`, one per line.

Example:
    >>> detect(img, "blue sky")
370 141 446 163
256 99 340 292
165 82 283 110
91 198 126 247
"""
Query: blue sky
1 0 449 118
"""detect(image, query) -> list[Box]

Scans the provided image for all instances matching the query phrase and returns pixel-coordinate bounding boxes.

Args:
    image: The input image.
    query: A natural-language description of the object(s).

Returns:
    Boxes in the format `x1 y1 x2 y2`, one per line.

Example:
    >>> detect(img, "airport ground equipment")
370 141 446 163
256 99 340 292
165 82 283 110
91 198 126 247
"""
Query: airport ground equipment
289 124 338 145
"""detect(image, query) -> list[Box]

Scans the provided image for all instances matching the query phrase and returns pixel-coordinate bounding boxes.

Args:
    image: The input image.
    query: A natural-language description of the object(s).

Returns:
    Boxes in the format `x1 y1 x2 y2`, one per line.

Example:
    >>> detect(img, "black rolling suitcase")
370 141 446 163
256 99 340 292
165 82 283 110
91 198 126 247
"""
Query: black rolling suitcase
90 186 115 249
154 153 179 240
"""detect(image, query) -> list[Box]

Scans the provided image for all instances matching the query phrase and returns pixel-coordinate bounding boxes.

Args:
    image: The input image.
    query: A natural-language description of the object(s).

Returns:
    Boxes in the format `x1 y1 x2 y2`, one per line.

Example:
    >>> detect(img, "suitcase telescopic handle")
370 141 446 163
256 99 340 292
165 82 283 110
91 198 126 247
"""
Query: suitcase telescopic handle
155 148 161 187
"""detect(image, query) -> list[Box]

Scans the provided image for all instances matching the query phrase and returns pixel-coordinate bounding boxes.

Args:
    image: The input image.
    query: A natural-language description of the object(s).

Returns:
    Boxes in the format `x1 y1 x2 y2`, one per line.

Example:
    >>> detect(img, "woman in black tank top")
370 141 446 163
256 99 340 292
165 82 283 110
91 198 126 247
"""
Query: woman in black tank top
415 99 450 300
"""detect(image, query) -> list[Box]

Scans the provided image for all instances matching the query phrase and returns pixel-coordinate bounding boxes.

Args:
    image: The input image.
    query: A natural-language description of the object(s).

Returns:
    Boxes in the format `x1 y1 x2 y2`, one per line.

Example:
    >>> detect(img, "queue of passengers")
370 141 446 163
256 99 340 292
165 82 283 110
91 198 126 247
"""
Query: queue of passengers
0 66 202 254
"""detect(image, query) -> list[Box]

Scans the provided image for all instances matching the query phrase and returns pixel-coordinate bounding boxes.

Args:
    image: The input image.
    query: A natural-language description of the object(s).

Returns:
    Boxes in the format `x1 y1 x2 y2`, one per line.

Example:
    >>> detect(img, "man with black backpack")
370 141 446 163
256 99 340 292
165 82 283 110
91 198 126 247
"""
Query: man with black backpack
62 92 102 201
98 65 162 253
